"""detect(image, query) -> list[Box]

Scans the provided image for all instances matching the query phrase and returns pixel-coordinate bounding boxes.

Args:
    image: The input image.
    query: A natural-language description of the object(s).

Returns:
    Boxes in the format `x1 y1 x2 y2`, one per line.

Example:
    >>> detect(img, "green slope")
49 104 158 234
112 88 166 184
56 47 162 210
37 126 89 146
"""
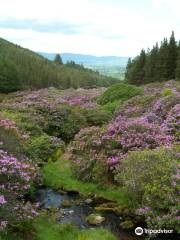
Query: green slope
0 38 118 92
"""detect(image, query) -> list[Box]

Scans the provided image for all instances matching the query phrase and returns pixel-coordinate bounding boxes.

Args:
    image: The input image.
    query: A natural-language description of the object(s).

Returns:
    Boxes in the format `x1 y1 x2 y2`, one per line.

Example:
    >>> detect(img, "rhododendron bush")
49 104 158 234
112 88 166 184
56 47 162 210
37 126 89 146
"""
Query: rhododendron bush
117 147 180 232
69 81 179 182
68 81 180 231
0 117 38 231
0 149 38 230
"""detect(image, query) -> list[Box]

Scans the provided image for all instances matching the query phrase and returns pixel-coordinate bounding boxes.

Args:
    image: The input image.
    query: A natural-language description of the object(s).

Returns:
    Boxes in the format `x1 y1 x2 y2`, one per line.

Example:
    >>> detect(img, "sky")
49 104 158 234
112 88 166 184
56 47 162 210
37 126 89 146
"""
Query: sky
0 0 180 57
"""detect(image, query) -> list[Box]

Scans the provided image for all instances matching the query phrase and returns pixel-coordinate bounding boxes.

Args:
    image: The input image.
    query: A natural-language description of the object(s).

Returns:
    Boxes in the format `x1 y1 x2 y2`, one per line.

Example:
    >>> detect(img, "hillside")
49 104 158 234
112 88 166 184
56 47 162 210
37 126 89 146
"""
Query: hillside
39 52 128 80
0 38 118 93
0 80 179 239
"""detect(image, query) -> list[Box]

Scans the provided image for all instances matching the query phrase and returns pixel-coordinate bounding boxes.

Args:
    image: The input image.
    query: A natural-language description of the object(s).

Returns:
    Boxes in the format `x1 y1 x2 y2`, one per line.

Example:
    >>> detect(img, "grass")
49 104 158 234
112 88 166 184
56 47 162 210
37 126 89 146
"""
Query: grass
42 157 128 205
33 217 117 240
0 217 117 240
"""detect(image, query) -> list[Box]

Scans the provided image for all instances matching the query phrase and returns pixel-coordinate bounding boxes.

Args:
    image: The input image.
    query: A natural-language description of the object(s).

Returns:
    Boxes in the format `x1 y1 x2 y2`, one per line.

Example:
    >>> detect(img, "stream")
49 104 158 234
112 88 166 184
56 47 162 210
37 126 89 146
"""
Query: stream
35 188 140 240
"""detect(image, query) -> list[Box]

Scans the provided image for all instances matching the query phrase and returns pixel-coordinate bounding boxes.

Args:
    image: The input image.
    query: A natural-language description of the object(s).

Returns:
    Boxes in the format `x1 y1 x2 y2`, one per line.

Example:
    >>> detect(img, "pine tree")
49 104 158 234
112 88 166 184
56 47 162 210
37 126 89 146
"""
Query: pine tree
126 49 146 85
175 41 180 80
167 31 177 79
0 58 20 93
144 43 159 83
156 38 169 81
125 58 132 80
54 54 63 65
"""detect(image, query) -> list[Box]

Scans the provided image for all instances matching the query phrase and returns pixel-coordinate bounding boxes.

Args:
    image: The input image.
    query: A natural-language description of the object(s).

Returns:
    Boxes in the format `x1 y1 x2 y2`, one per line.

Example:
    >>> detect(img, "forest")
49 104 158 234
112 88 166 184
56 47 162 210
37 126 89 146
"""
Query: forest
0 38 118 93
125 31 180 85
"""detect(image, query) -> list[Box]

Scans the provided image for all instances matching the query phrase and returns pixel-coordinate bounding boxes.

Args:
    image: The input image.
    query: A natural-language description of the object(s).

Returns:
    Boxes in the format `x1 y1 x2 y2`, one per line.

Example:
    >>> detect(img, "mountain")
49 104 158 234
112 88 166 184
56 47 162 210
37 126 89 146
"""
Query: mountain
0 38 118 93
39 52 129 80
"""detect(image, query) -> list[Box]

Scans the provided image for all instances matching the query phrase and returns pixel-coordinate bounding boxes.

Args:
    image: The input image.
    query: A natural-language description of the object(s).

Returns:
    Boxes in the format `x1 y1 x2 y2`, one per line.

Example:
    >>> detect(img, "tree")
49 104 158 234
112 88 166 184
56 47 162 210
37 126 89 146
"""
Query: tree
175 41 180 81
126 49 146 85
54 54 63 65
0 58 21 93
167 31 177 79
144 43 159 83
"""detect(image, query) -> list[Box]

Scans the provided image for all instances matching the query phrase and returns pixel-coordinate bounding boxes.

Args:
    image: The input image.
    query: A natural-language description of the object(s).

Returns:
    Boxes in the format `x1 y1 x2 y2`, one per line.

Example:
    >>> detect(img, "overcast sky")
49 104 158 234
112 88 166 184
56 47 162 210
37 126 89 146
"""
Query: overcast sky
0 0 180 56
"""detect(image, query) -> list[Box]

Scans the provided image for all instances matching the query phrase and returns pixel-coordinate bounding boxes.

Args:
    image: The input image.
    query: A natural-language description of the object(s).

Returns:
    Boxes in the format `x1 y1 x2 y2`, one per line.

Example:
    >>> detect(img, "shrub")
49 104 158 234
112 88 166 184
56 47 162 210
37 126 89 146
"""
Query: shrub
102 100 122 113
115 147 179 231
82 108 112 126
161 88 173 97
97 83 143 105
69 127 109 184
0 117 27 158
0 149 38 230
45 105 87 142
0 58 21 93
25 135 64 164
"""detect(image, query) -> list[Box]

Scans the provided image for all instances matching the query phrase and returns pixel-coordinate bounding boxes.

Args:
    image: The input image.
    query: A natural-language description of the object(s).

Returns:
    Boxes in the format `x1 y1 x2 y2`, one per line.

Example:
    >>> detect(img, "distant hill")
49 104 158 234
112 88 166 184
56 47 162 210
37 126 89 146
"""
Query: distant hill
39 52 128 80
0 38 118 93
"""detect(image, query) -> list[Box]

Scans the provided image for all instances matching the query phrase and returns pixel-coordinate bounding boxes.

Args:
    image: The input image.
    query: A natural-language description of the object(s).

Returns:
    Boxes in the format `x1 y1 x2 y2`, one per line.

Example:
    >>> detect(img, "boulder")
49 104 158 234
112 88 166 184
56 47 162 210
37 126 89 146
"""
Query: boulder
86 213 105 225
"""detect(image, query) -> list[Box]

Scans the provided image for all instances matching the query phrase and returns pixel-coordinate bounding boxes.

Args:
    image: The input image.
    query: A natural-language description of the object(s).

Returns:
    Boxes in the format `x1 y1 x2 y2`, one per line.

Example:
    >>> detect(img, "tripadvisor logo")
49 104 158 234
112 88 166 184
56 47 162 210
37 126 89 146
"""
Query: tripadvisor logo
135 227 143 235
135 227 174 236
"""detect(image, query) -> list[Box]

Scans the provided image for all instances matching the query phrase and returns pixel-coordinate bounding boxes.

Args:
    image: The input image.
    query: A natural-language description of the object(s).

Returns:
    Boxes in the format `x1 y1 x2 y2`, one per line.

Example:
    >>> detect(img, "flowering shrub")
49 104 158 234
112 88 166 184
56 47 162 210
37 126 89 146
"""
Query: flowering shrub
69 115 173 182
0 149 38 230
69 127 109 183
69 81 179 186
117 147 180 232
0 117 27 158
0 87 105 111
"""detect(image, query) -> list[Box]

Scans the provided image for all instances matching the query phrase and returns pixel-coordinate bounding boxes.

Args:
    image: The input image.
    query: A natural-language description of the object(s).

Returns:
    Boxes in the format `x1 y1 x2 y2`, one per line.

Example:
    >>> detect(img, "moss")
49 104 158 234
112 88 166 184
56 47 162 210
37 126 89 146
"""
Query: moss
42 158 128 205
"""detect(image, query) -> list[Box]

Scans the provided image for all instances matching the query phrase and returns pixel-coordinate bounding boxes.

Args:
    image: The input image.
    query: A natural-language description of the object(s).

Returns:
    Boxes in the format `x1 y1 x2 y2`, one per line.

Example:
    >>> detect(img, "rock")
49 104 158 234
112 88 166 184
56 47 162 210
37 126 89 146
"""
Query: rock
93 196 112 204
119 220 135 230
61 199 73 208
68 210 74 214
73 199 81 205
85 198 93 204
58 189 66 195
86 213 105 225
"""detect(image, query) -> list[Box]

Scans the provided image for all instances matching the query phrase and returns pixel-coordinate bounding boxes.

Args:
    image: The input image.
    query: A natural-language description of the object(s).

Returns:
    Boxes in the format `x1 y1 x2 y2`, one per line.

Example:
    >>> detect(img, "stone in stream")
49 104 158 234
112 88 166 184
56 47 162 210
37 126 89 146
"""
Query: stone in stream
61 199 73 208
119 220 135 230
86 213 105 225
57 189 66 195
68 210 74 214
84 198 93 204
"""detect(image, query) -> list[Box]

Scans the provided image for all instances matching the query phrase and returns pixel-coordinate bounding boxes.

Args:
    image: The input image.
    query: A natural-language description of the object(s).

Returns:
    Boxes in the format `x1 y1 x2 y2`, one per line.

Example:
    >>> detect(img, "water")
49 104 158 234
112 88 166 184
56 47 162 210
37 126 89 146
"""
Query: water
36 188 139 240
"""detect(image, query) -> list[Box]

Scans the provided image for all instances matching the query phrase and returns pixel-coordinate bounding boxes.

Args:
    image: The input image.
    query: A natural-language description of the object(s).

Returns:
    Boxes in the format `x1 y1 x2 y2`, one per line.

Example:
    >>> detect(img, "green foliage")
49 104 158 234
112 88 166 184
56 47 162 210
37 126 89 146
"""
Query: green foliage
0 219 35 240
161 88 173 97
1 109 43 136
125 32 180 85
45 105 87 142
125 50 146 85
32 217 117 240
102 100 122 113
42 158 128 205
54 53 63 65
25 134 64 163
0 58 21 93
0 126 24 158
115 147 178 207
97 83 143 105
82 108 112 126
0 38 118 93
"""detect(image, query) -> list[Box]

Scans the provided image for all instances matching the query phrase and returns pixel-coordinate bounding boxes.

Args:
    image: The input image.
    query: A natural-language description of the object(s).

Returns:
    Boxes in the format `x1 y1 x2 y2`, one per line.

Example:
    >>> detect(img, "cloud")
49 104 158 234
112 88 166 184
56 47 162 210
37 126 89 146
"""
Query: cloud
0 0 179 56
0 18 86 34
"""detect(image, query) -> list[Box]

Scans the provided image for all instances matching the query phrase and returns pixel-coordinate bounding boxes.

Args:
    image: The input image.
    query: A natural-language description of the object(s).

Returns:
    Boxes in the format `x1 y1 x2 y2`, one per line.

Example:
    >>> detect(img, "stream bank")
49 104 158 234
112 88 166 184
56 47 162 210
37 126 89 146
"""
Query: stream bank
35 188 140 240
